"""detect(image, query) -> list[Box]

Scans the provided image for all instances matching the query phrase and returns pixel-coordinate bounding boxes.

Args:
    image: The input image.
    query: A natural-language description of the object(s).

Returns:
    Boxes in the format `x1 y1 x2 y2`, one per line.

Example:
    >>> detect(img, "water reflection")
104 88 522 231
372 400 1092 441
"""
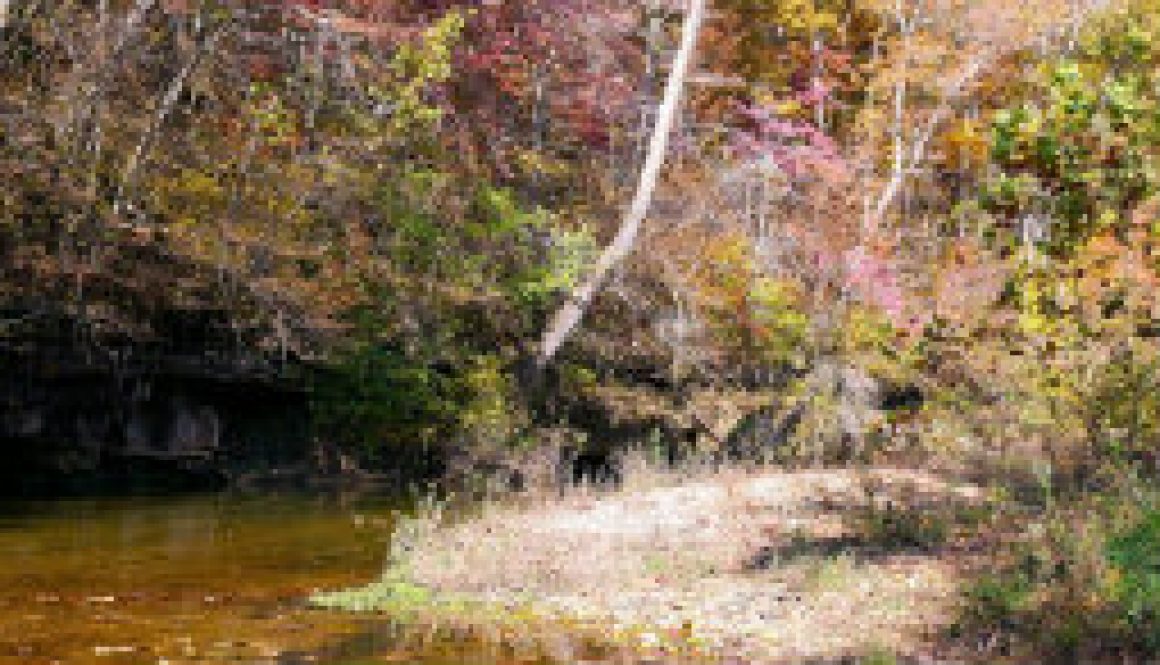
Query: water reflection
0 490 416 664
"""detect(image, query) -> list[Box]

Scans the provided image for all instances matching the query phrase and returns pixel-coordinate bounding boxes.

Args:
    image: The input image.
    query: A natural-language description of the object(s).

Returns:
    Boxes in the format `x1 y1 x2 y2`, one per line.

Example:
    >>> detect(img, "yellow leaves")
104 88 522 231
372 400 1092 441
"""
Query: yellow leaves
750 276 803 309
702 233 750 274
514 149 572 179
662 228 817 363
775 0 839 33
458 354 526 446
841 304 883 347
1007 225 1159 348
836 303 923 383
142 155 384 327
382 9 464 135
749 276 810 359
774 99 803 116
937 117 989 167
1016 275 1056 339
244 87 304 154
174 170 225 200
749 87 803 116
722 0 841 36
690 234 754 319
148 168 227 257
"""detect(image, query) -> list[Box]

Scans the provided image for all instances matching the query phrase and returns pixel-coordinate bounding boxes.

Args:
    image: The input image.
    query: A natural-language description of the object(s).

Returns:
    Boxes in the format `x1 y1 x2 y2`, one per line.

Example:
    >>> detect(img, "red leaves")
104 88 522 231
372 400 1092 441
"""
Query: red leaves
450 0 639 153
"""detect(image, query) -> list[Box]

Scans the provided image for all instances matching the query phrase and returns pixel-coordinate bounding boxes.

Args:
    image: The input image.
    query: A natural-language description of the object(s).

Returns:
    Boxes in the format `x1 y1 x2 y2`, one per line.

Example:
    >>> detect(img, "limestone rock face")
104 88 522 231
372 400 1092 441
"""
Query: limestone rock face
165 399 222 458
0 346 308 492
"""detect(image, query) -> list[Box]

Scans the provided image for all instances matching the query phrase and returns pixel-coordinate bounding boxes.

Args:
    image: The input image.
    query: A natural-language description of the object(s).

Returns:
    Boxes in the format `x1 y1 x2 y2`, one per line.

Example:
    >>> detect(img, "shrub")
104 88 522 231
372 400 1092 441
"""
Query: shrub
1106 508 1160 652
309 342 459 474
960 490 1160 661
853 500 950 552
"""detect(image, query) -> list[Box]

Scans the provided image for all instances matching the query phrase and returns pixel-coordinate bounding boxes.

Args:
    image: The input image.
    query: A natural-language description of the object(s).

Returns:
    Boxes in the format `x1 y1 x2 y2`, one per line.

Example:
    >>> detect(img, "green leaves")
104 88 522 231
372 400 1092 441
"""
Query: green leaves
984 53 1160 258
309 343 458 458
1106 509 1160 649
512 226 596 307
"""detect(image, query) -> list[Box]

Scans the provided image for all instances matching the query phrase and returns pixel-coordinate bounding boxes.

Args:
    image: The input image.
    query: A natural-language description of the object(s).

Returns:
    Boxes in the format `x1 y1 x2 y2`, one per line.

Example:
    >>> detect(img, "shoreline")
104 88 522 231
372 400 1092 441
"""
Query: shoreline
314 466 990 663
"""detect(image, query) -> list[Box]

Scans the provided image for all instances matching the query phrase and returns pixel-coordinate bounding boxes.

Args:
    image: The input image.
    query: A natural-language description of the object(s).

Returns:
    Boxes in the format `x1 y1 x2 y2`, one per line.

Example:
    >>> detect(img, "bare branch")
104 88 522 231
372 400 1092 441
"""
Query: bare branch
863 0 1112 232
116 23 227 212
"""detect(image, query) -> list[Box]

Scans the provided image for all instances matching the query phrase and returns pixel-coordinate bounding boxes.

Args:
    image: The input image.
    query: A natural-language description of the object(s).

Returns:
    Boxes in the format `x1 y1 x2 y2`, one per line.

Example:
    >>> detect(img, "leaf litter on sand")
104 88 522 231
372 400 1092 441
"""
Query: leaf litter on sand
318 467 988 663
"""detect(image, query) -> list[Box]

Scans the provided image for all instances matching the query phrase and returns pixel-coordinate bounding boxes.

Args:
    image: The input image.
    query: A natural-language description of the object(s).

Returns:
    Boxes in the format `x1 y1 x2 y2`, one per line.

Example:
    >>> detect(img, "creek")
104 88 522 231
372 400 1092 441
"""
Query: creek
0 490 542 665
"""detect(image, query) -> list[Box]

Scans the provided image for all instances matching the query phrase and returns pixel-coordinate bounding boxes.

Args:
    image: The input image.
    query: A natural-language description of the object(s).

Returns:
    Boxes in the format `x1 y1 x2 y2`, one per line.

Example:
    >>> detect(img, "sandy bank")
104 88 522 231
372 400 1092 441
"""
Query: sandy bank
317 467 988 663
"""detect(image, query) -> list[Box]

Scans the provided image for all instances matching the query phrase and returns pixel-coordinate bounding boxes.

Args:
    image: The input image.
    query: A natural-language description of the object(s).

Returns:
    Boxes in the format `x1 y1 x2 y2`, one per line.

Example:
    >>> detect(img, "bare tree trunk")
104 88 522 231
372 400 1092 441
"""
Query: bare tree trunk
864 0 1114 233
865 55 988 233
537 0 707 365
116 24 226 214
59 0 158 177
70 0 158 101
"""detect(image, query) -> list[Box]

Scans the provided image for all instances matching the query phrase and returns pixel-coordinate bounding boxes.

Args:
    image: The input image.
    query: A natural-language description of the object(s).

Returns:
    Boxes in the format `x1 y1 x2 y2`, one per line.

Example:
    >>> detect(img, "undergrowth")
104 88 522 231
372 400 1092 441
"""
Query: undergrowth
959 477 1160 662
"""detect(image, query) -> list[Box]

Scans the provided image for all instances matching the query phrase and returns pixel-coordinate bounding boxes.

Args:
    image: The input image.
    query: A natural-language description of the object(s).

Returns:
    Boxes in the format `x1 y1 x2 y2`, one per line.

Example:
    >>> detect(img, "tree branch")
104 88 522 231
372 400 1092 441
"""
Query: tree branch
116 23 227 213
864 0 1114 233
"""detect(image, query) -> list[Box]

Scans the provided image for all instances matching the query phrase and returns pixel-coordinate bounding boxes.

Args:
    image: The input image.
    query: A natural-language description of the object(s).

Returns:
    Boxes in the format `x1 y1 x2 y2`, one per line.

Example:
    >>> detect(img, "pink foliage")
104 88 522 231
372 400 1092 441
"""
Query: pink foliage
844 245 909 329
728 101 933 333
731 102 847 179
796 79 832 107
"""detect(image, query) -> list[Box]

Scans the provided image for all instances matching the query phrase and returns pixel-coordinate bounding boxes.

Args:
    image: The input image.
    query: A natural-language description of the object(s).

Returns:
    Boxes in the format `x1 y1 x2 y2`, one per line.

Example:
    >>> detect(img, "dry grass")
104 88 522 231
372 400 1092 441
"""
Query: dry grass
335 461 991 663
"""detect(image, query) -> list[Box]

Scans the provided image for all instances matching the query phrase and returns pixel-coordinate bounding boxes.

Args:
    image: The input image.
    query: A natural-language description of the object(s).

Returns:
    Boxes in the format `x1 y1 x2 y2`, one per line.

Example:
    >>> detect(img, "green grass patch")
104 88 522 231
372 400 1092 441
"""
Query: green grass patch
310 578 434 614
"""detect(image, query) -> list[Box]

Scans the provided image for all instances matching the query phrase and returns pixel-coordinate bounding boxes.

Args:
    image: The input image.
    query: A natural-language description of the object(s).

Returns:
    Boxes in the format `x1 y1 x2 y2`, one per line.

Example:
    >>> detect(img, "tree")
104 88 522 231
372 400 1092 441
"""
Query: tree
537 0 708 364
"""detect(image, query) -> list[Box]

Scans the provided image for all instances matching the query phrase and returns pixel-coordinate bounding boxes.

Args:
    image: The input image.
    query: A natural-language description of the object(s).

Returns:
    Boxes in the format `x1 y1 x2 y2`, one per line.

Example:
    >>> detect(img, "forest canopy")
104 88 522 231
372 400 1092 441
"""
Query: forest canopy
1 0 1159 476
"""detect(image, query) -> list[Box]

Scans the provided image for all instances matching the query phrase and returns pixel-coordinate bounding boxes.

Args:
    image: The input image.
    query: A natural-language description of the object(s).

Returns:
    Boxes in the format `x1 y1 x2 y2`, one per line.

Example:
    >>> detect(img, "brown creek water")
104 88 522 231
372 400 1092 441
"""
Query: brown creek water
0 490 548 665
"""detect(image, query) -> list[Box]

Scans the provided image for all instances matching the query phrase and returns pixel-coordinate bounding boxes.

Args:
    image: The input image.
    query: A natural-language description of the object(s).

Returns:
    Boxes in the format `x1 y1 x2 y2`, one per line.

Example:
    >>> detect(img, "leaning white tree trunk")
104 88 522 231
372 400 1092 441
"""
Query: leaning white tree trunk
537 0 707 365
